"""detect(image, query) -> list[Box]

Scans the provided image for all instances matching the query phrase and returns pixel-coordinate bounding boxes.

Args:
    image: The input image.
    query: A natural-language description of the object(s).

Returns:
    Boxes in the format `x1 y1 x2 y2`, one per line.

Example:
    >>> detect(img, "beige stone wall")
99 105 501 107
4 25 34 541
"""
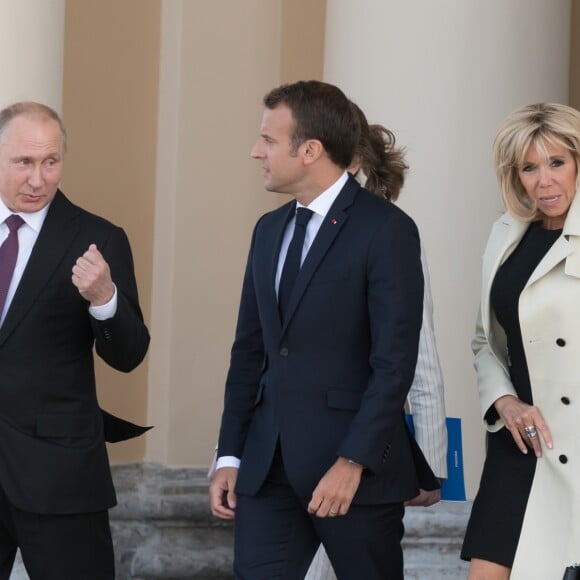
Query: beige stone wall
62 0 161 461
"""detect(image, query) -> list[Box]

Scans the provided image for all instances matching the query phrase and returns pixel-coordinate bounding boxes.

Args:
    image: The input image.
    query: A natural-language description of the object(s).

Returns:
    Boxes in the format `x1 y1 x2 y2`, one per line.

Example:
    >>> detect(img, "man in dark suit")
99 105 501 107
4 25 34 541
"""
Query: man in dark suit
209 81 430 579
0 102 149 579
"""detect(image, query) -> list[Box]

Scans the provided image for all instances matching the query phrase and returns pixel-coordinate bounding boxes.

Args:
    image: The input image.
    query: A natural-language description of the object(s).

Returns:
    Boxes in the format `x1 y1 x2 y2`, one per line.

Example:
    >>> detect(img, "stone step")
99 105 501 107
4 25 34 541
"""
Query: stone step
132 530 232 579
10 464 472 579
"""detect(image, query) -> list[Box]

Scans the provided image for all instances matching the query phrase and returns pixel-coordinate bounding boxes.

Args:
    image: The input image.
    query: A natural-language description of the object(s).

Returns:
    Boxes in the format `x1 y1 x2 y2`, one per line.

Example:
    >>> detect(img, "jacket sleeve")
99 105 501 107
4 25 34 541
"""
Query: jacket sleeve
472 304 517 433
217 220 266 458
337 210 424 473
90 226 150 372
407 246 448 479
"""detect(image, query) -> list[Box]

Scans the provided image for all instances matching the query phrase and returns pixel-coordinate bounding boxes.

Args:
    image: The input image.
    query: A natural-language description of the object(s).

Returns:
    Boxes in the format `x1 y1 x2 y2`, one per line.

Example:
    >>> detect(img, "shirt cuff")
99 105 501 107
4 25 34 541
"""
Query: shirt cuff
216 456 241 470
89 285 118 320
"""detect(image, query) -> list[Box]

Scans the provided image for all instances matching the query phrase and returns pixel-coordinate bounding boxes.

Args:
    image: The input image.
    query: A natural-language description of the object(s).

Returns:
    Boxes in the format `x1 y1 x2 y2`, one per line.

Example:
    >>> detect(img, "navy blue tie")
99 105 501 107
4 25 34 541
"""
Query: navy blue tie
278 207 313 321
0 214 25 320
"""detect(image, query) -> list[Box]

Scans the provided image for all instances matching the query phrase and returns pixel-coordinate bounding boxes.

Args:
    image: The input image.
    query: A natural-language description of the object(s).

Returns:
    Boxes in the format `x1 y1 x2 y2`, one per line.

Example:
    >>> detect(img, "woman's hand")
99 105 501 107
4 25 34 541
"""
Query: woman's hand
494 394 553 457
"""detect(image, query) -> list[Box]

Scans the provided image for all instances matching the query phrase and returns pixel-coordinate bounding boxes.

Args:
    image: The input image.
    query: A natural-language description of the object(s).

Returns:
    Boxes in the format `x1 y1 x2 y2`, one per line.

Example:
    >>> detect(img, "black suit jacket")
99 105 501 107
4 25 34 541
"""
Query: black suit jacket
0 190 150 514
218 177 437 503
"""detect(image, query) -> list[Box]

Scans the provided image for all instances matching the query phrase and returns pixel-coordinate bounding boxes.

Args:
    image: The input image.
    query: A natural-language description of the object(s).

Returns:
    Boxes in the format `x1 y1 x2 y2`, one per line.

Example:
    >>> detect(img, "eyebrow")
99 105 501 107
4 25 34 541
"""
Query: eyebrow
10 151 62 161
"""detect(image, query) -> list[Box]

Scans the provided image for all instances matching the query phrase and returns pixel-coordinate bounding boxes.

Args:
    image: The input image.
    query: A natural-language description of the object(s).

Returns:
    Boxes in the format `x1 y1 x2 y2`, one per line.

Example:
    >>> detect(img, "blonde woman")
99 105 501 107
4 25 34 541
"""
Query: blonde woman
462 103 580 579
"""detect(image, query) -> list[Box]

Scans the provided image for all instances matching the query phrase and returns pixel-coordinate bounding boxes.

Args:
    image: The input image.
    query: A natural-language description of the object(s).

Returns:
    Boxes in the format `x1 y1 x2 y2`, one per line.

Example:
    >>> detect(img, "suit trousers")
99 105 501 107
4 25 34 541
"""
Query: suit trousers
0 484 114 580
234 446 405 580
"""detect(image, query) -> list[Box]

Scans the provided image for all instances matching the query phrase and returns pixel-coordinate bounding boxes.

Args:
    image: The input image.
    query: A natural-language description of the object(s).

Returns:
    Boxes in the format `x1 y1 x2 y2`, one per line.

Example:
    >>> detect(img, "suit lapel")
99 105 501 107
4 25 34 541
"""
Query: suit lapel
0 191 81 345
281 179 356 331
254 201 294 334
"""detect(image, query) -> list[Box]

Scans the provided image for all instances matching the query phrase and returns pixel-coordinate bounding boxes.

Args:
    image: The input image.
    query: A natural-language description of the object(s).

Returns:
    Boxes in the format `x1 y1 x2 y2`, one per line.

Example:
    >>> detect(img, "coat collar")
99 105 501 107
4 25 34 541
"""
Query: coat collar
529 190 580 284
486 190 580 280
0 190 82 344
481 190 580 327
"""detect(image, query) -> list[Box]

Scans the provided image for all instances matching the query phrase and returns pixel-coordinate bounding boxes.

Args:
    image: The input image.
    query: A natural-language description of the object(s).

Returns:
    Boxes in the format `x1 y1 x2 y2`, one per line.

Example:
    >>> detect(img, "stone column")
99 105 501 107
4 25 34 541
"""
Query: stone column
0 0 65 110
323 0 571 496
147 0 285 465
1 5 65 579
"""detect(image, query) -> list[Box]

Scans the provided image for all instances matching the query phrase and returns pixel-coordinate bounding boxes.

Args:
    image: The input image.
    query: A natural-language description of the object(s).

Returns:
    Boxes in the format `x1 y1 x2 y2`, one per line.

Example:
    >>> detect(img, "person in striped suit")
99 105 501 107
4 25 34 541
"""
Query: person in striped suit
305 103 448 580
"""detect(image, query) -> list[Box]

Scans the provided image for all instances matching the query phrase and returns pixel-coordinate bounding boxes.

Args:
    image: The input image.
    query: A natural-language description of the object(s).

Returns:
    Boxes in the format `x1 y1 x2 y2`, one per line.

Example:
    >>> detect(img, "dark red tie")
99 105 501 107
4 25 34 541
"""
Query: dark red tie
278 207 313 321
0 214 25 319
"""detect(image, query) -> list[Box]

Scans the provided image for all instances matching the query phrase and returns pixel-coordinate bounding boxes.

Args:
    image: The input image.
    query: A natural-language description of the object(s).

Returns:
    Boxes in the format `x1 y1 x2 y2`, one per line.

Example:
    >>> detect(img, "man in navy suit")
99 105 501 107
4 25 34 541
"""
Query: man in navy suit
209 81 427 579
0 102 149 579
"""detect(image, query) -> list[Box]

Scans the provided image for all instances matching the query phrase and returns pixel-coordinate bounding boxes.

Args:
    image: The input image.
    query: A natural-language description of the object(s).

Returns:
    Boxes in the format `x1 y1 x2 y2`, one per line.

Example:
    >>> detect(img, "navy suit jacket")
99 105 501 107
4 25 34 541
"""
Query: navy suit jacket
218 177 436 503
0 190 150 514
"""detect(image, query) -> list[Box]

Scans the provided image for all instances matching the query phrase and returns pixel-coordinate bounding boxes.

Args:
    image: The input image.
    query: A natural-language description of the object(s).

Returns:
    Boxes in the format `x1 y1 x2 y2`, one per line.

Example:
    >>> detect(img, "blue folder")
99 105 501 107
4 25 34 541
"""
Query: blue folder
405 414 467 502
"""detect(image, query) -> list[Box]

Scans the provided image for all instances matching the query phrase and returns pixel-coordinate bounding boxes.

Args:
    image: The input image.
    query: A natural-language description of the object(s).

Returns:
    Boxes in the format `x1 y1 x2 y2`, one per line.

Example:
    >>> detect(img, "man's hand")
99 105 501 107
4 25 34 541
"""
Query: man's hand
71 244 115 306
405 487 441 507
307 457 363 518
209 467 238 520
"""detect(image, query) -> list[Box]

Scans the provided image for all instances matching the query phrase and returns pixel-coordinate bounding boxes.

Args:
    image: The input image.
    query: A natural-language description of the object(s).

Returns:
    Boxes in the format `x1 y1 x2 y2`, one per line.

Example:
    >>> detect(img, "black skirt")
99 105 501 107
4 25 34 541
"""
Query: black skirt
461 427 536 566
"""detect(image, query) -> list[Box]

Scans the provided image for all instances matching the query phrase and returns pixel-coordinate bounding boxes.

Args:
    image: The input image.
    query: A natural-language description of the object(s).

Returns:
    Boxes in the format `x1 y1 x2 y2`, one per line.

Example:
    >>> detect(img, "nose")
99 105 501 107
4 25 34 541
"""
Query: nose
27 164 44 188
538 166 553 187
250 140 264 159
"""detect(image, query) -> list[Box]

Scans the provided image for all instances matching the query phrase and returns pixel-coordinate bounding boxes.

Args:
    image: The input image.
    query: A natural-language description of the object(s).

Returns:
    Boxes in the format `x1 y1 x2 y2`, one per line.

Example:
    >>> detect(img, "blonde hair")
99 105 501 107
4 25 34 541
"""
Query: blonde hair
493 102 580 221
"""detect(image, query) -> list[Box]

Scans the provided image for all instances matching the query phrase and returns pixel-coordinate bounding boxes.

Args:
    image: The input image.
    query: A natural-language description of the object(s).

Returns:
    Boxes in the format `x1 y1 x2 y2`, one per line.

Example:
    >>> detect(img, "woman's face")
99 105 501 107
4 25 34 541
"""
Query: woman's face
518 139 578 229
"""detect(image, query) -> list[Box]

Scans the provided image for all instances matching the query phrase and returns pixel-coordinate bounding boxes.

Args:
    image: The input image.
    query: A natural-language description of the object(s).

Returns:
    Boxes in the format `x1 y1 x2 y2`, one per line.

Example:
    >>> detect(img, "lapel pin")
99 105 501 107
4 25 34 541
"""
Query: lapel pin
330 218 337 225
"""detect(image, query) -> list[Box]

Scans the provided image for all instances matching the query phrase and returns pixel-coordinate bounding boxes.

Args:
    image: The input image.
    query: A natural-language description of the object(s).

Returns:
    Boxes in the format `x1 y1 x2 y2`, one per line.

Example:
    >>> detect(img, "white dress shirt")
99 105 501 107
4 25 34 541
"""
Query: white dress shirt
0 197 117 325
275 172 348 294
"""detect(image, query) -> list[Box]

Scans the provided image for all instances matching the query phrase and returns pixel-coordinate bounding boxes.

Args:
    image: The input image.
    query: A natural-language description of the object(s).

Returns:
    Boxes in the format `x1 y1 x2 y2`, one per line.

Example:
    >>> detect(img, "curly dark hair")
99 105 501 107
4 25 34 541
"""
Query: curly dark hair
350 101 408 201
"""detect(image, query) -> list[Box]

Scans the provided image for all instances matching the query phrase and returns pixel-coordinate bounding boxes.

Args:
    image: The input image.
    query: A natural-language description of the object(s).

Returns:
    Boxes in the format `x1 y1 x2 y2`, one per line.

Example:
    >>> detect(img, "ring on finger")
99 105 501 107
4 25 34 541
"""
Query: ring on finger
524 425 537 438
329 509 338 516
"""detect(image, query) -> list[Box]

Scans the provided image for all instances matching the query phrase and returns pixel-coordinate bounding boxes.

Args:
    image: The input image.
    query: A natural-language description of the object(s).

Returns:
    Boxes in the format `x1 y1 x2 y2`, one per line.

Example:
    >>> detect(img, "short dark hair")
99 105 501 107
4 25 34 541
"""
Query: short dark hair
263 80 358 168
0 101 67 153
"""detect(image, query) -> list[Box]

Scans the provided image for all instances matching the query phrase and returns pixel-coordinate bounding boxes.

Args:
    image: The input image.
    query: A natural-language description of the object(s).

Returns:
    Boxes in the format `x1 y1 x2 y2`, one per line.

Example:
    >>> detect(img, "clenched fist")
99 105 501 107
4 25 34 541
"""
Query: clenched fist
71 244 115 306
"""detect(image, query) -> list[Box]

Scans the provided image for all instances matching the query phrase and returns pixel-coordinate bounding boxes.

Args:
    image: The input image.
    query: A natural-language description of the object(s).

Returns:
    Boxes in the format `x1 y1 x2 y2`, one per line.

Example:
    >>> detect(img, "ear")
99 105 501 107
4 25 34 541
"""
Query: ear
301 139 324 165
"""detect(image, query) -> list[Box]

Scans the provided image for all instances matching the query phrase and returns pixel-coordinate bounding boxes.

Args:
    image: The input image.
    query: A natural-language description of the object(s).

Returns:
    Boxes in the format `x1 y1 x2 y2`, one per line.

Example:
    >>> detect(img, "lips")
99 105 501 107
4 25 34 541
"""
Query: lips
539 195 561 205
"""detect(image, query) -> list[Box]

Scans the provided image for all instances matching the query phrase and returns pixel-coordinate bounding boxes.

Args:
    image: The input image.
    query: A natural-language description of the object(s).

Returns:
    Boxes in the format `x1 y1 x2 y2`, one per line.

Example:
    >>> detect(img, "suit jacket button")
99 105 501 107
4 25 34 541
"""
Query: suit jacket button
279 347 289 356
561 396 571 405
556 338 566 347
559 454 568 464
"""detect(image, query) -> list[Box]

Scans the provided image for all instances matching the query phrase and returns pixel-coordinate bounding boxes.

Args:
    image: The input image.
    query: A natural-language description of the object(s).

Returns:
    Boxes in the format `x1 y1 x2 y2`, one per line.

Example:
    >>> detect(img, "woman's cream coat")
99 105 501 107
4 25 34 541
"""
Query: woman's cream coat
474 192 580 579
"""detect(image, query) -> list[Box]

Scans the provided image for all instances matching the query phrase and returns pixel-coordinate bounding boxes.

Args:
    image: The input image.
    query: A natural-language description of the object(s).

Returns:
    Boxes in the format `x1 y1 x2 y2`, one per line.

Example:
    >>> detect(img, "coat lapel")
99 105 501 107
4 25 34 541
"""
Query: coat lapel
525 235 574 288
526 192 580 287
0 191 81 345
480 213 528 336
281 179 356 332
482 193 580 330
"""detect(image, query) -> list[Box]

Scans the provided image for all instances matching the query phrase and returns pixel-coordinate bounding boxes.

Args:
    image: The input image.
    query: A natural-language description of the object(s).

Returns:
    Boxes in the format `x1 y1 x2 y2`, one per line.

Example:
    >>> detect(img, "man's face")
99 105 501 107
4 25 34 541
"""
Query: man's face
250 104 306 194
0 114 63 213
